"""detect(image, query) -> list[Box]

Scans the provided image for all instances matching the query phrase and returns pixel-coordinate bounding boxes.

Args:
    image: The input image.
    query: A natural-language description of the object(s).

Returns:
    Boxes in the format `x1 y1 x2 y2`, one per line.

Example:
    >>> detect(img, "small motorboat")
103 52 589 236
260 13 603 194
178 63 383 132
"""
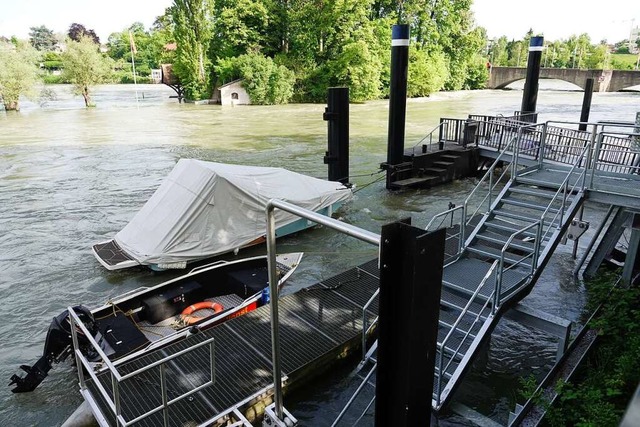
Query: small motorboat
9 252 302 393
92 160 352 271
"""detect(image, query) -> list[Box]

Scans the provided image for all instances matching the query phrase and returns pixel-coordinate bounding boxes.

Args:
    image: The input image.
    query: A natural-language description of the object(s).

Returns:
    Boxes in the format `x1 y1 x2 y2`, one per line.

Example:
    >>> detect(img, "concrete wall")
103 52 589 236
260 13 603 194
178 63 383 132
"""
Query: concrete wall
220 81 251 106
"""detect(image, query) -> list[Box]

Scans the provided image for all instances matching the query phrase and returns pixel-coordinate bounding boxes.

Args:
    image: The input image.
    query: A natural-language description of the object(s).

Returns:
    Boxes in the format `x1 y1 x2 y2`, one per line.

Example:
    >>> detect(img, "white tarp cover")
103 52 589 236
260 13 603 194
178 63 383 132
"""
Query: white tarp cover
114 159 352 266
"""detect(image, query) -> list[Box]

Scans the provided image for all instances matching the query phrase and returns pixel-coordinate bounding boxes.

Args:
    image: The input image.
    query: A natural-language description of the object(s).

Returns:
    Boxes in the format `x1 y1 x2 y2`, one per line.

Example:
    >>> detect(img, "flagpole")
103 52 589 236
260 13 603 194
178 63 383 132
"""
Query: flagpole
129 31 139 109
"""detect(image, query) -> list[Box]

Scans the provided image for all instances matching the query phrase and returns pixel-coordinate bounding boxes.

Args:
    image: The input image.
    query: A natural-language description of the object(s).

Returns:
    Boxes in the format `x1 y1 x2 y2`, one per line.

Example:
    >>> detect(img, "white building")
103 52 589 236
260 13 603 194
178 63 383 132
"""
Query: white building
217 79 251 106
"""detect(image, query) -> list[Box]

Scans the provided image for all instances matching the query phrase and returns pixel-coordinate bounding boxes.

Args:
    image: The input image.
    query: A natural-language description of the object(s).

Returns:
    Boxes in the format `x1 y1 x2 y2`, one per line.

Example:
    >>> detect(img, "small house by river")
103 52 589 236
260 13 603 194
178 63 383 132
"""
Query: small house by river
216 79 250 106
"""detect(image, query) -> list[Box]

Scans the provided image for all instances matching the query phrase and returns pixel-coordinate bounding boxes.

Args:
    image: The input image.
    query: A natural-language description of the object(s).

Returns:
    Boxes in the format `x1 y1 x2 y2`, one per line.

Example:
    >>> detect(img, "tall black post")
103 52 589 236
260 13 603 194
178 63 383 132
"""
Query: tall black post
579 78 595 131
375 219 445 426
385 24 410 189
323 87 350 184
520 36 544 117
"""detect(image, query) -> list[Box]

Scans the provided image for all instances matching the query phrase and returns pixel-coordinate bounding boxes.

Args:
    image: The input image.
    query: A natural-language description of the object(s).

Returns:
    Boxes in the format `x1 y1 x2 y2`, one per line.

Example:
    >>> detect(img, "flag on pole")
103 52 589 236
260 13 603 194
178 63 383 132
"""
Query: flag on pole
129 31 137 55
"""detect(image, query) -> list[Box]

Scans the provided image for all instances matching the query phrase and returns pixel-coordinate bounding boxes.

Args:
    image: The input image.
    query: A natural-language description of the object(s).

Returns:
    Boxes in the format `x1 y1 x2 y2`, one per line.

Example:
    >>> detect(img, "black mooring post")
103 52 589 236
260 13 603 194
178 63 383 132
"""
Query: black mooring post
385 24 410 189
520 36 544 118
375 219 445 426
579 78 595 131
323 87 350 184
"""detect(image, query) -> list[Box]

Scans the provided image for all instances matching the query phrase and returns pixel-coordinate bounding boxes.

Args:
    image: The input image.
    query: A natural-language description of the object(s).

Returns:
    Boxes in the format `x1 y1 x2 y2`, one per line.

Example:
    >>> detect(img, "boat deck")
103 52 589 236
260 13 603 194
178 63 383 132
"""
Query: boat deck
136 294 246 342
84 259 380 426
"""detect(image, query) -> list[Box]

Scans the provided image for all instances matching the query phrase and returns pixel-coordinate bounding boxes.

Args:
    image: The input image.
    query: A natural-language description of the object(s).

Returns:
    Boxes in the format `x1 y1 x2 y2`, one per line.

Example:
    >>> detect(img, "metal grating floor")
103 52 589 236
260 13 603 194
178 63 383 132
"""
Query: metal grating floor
84 259 380 426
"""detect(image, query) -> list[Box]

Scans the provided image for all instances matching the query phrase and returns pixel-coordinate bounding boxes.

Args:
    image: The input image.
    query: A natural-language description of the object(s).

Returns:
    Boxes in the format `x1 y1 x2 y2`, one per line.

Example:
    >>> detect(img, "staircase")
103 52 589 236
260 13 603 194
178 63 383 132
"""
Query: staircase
425 127 589 410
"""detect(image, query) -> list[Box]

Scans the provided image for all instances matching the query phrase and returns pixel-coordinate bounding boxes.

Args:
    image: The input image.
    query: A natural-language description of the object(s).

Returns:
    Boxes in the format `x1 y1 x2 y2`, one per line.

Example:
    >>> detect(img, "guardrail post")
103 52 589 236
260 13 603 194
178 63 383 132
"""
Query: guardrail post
579 78 594 131
323 87 350 184
376 219 445 427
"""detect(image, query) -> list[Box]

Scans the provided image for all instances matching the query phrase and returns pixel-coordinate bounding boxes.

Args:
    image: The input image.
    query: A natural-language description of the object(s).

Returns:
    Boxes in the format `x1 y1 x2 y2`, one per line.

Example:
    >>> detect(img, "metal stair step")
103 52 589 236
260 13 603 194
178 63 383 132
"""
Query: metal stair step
500 197 561 213
423 167 448 174
440 154 460 160
491 207 558 227
440 288 488 316
508 186 559 199
474 230 535 252
391 176 439 188
466 244 532 268
433 161 454 167
482 218 541 238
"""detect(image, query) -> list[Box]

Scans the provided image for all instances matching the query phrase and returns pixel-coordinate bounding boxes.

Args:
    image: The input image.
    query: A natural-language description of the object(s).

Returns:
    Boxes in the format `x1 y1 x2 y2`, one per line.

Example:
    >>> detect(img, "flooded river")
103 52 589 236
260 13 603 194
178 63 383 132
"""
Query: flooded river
0 83 639 426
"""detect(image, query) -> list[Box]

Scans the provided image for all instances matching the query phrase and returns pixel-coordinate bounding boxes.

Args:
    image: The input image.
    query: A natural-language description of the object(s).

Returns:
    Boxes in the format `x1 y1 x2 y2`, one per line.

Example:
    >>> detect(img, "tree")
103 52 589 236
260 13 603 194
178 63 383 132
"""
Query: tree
29 25 57 51
216 53 295 104
170 0 213 100
61 36 113 107
0 42 40 111
407 48 448 97
68 23 100 44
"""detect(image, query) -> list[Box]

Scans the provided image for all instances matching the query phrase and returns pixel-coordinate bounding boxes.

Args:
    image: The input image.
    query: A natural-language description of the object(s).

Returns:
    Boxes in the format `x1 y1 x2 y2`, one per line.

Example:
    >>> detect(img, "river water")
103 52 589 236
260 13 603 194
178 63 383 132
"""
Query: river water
0 83 639 426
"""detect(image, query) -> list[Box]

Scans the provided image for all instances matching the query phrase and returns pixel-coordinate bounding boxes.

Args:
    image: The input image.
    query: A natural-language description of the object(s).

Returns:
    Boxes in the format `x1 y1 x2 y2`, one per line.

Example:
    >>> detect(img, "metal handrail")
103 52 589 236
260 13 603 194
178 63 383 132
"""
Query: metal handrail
362 288 380 360
494 221 541 312
265 199 381 421
68 306 216 426
538 143 590 243
460 136 518 246
435 260 498 407
331 362 377 427
411 122 449 154
425 205 465 255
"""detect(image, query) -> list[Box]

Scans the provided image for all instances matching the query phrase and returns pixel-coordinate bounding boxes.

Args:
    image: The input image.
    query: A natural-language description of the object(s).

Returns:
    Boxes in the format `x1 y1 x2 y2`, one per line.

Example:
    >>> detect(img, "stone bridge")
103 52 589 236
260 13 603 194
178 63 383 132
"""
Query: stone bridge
487 67 640 92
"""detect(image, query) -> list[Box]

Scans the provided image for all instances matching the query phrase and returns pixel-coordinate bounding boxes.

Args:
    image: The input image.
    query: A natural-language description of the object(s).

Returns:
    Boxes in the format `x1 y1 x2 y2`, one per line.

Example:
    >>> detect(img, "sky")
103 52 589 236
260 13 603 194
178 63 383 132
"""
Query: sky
472 0 640 43
1 0 639 44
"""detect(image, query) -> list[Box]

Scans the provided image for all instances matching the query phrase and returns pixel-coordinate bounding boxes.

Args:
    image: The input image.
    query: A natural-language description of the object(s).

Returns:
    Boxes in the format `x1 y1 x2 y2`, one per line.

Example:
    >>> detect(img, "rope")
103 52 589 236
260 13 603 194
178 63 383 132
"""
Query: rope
353 174 386 194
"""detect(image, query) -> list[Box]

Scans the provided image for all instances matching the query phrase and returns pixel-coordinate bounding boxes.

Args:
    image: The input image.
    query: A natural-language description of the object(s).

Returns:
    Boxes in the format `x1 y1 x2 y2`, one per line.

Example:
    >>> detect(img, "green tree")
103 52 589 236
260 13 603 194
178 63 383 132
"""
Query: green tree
407 47 448 97
0 42 40 111
211 0 270 59
170 0 213 100
61 36 113 107
489 36 509 66
29 25 57 51
216 52 295 104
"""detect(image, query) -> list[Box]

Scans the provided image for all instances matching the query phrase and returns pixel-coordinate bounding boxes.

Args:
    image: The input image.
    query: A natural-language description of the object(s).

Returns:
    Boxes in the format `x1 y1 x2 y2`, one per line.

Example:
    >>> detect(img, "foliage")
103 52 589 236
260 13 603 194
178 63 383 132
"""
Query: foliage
170 0 213 100
216 53 295 104
29 25 57 51
61 36 114 107
518 271 640 426
211 0 270 59
68 23 100 44
0 42 41 111
611 54 639 70
407 47 448 97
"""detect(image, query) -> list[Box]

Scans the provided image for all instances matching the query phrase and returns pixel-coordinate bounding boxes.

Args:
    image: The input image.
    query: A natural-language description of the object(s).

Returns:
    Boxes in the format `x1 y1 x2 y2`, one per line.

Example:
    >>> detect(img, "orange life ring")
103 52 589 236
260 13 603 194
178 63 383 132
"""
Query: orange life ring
180 301 224 325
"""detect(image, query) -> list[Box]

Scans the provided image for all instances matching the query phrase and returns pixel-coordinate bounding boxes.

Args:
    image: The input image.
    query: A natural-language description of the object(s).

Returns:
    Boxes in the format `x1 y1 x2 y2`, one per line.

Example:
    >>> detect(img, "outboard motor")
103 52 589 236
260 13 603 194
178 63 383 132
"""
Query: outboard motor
9 305 97 393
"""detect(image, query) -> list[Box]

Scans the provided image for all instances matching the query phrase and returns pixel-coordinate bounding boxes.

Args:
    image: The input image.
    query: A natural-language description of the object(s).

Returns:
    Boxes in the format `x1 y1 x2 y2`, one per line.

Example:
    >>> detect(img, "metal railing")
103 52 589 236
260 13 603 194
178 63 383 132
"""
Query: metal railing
461 134 519 247
493 221 542 313
265 199 381 422
361 287 380 360
425 205 465 257
68 307 216 427
434 260 498 408
537 142 591 244
410 121 449 154
591 131 640 176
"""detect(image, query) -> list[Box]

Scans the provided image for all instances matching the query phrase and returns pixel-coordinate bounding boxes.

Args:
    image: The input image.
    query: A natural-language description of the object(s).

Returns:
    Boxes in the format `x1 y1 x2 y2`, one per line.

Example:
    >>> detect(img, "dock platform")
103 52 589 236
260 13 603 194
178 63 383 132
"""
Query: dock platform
83 259 380 426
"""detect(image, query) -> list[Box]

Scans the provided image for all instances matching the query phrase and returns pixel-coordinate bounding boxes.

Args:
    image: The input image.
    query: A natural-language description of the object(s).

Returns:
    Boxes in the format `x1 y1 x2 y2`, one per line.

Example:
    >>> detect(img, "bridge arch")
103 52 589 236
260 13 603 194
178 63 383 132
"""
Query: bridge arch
488 67 640 92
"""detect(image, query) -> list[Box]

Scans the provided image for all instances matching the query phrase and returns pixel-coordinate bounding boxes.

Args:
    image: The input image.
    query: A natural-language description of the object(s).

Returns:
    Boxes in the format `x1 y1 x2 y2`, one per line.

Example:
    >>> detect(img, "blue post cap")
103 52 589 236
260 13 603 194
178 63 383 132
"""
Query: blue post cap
392 24 410 40
530 36 544 47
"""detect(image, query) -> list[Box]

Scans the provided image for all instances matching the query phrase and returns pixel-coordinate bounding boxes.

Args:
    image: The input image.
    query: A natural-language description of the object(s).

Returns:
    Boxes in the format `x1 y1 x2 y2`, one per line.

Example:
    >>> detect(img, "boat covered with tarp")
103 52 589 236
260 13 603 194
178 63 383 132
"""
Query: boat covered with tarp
92 159 351 270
